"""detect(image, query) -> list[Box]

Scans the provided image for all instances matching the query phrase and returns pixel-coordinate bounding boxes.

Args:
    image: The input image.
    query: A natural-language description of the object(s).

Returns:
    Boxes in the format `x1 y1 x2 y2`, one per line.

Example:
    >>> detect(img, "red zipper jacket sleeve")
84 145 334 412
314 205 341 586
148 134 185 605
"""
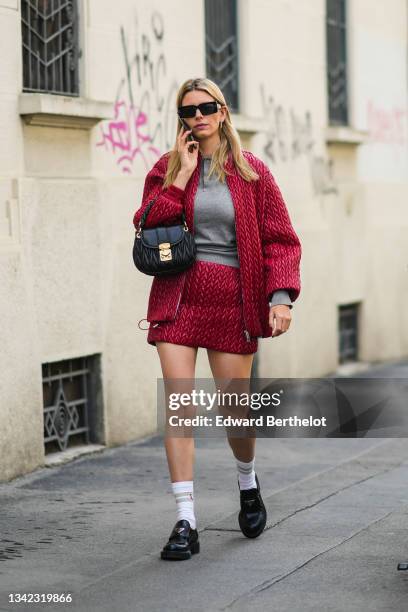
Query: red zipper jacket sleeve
133 155 185 230
261 165 302 303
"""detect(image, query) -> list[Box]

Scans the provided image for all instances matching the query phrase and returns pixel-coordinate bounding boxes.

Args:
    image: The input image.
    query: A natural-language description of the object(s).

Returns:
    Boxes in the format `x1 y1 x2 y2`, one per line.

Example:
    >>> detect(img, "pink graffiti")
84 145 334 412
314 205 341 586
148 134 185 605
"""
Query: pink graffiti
367 100 407 145
96 99 161 174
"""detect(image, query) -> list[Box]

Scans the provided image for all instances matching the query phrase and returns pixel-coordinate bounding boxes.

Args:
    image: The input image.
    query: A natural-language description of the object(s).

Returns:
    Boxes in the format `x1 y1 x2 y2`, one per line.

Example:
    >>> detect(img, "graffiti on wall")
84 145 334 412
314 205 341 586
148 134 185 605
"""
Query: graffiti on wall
96 12 178 174
366 100 407 146
259 84 337 195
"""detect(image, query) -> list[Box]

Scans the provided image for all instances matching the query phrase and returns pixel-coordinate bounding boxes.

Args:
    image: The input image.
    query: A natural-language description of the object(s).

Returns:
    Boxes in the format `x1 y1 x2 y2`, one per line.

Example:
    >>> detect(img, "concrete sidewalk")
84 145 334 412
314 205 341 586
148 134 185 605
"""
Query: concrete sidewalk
1 362 408 611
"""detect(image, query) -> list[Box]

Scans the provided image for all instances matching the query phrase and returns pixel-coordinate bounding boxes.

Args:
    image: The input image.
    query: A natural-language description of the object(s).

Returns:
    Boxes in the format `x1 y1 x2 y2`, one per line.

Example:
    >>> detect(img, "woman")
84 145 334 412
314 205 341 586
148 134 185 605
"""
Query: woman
133 77 302 561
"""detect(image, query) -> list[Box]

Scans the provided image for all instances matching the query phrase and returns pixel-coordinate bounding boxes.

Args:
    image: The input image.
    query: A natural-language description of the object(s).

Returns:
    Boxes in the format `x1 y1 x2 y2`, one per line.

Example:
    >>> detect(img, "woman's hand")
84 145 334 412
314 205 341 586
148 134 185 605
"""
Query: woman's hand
177 128 199 176
269 304 292 337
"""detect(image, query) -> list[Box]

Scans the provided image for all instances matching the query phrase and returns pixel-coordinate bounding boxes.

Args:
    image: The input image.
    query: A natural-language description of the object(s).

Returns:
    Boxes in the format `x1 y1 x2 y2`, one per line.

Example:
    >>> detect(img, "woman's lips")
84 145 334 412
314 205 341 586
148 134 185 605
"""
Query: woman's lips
195 124 208 129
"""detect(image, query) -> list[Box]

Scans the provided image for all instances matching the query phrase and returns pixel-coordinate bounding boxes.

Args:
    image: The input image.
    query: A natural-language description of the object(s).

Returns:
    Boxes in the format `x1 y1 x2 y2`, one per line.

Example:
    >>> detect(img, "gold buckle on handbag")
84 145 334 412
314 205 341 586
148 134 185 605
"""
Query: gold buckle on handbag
159 242 172 261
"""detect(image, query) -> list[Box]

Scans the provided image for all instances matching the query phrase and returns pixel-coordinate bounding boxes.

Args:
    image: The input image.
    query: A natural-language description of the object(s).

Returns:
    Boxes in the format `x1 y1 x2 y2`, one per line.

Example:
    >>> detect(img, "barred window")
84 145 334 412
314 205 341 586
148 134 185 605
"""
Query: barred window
42 355 103 453
326 0 348 125
339 304 359 363
205 0 239 112
21 0 80 95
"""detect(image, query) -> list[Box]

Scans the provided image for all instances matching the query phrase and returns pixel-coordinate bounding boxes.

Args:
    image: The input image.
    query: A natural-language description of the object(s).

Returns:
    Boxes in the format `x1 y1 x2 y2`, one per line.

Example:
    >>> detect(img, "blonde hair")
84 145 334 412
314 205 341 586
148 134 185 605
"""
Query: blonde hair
162 77 259 188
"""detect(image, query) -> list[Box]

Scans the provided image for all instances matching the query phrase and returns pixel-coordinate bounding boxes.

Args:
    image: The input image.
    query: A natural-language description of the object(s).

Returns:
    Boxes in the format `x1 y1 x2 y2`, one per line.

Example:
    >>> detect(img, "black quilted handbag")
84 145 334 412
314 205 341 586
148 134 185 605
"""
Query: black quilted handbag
133 195 196 276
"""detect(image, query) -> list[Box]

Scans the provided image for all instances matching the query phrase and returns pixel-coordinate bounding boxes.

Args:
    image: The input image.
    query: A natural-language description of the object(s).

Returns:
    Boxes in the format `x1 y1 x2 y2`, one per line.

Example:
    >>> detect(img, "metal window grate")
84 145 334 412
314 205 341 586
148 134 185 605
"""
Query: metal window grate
339 304 359 363
42 355 101 453
205 0 239 112
326 0 348 125
21 0 80 95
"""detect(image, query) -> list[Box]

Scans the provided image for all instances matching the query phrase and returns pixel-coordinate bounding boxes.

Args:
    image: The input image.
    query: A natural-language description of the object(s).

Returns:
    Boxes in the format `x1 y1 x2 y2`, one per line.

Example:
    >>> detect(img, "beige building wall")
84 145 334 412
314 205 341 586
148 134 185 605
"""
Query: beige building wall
0 0 407 481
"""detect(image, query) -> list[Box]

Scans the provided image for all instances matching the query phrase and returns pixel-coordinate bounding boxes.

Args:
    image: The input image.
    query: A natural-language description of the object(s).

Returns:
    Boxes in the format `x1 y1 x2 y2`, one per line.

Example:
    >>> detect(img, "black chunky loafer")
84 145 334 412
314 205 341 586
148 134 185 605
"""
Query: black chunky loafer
160 519 200 560
238 473 267 538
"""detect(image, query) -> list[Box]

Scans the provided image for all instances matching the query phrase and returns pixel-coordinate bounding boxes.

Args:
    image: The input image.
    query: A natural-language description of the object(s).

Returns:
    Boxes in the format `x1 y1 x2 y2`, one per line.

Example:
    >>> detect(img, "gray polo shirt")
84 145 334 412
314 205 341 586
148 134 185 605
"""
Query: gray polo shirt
193 155 292 309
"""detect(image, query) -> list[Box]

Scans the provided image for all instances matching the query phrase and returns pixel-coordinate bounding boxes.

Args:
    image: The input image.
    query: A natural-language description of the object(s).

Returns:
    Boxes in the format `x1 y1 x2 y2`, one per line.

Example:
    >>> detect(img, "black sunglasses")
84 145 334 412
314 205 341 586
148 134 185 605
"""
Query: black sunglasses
177 101 222 119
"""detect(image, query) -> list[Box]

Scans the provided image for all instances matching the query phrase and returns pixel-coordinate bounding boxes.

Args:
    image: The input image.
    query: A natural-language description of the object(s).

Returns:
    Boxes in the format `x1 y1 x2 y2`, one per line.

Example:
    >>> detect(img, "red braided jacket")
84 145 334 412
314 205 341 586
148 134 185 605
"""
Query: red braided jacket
133 149 302 339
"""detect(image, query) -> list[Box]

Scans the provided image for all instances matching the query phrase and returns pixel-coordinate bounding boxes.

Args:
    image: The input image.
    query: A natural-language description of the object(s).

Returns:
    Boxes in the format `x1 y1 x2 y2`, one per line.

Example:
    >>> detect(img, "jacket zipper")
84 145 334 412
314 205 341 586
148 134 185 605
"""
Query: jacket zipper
232 195 251 343
174 273 187 320
172 164 193 321
174 289 182 318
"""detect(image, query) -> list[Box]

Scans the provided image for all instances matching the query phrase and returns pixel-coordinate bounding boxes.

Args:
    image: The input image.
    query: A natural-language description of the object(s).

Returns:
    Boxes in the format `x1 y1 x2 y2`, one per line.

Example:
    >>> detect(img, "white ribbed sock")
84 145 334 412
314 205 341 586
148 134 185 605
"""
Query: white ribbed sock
171 480 196 529
236 458 256 490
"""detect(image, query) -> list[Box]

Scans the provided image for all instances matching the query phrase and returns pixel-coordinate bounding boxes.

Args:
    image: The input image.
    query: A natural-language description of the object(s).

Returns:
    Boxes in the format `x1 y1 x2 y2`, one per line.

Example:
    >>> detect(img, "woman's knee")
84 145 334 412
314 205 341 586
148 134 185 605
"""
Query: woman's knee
156 342 198 379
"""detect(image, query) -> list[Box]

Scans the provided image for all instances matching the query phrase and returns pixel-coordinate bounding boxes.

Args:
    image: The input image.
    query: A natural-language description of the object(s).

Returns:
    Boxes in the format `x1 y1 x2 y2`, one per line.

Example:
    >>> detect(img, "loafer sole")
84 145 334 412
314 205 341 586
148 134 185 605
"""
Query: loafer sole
160 539 200 560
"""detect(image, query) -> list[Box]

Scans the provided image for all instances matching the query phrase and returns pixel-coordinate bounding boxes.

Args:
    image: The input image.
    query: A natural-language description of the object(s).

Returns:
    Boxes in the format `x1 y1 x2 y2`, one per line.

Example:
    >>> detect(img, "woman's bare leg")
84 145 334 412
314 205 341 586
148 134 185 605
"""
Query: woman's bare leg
206 349 266 539
206 350 256 461
156 341 198 482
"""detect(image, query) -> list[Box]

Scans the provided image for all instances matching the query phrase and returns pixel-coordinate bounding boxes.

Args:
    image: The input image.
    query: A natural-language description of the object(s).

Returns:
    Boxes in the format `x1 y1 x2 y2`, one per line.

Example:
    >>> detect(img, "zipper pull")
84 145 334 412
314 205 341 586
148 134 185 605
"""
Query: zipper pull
244 329 251 342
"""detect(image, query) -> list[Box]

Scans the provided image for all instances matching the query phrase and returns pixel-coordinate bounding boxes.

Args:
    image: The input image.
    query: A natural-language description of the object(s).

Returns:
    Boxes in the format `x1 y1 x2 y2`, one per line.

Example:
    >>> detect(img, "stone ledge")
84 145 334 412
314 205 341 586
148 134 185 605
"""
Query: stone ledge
325 125 370 146
44 444 107 467
18 93 112 129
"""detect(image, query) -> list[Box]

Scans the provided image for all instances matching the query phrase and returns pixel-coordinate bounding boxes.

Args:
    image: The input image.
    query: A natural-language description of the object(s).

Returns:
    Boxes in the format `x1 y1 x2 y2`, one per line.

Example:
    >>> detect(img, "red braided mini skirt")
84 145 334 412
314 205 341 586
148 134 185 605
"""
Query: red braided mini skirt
145 260 258 354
